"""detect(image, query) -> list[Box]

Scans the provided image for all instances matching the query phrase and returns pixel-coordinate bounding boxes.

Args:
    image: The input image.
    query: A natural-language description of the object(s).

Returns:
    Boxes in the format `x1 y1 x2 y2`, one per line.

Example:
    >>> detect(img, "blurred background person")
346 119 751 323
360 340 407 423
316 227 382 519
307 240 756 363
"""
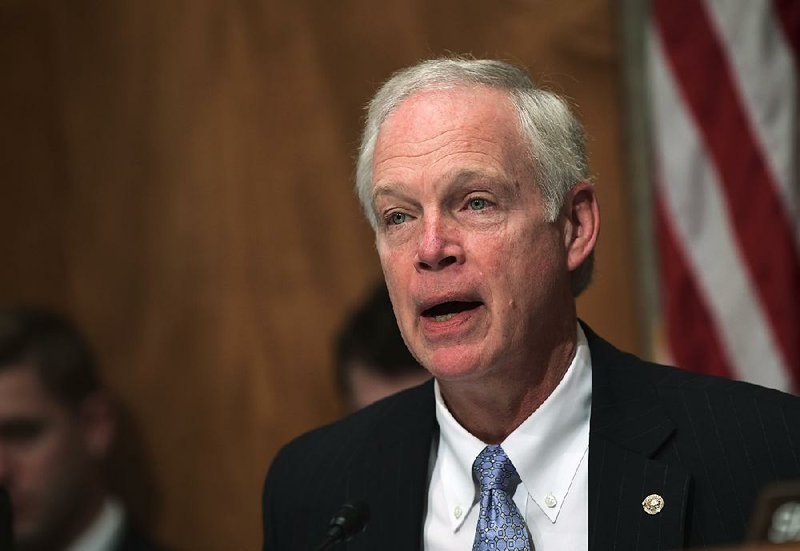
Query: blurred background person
0 308 167 551
335 283 431 412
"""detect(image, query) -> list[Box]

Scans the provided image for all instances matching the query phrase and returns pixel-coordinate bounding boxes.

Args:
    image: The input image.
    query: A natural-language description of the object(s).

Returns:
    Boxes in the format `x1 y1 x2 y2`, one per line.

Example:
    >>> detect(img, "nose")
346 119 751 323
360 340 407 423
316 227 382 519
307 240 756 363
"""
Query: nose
414 215 464 272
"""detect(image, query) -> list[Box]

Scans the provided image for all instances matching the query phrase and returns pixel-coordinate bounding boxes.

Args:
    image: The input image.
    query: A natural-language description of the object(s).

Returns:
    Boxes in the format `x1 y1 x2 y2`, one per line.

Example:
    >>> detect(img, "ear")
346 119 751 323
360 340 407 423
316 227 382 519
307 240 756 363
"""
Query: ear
562 181 600 272
79 392 116 460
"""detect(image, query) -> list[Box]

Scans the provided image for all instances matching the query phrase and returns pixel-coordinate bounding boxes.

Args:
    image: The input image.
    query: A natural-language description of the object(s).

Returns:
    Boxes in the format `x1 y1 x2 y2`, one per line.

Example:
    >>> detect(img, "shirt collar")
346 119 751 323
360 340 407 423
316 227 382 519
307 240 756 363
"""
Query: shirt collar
434 323 592 530
65 498 125 551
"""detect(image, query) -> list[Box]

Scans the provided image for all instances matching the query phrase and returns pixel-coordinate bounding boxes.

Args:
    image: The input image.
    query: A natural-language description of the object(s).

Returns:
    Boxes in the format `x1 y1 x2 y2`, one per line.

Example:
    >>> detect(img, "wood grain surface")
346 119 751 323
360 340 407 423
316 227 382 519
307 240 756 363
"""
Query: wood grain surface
0 1 638 549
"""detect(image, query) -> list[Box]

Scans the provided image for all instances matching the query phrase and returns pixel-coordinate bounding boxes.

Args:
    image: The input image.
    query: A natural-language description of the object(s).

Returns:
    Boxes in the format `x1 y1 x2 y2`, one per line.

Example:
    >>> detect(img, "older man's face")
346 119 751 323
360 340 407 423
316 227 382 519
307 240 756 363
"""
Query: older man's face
371 86 575 383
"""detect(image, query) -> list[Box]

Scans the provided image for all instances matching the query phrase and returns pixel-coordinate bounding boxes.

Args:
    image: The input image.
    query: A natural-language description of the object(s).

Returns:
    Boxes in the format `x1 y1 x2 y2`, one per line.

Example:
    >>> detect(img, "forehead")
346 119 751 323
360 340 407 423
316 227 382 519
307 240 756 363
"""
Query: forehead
376 86 522 154
0 365 60 419
372 86 530 198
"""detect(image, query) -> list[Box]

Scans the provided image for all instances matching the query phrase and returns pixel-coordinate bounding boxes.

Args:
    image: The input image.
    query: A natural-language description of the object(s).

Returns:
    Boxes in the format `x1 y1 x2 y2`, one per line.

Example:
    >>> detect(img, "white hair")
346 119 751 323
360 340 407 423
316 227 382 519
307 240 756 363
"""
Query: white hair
356 57 594 295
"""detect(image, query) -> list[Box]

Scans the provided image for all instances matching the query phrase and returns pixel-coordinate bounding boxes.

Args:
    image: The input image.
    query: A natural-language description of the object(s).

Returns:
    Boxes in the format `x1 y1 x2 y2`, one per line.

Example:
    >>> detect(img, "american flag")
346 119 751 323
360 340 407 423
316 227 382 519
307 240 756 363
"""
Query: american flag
648 0 799 393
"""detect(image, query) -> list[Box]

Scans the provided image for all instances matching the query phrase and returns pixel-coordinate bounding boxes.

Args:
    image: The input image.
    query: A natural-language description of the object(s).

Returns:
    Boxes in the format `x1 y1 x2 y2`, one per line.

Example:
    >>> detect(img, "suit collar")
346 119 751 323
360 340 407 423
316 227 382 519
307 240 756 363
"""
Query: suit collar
586 324 676 456
585 323 690 550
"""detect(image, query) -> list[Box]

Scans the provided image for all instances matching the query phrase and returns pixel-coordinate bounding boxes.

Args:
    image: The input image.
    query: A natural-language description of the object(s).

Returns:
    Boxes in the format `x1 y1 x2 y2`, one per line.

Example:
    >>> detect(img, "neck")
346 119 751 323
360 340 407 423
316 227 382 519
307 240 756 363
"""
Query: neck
438 320 578 444
21 487 107 551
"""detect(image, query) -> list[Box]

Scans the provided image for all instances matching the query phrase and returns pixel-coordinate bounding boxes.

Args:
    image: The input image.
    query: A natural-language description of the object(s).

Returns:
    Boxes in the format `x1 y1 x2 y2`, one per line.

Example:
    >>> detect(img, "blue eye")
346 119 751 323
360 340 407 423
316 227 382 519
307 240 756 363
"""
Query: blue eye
389 212 407 225
468 198 488 210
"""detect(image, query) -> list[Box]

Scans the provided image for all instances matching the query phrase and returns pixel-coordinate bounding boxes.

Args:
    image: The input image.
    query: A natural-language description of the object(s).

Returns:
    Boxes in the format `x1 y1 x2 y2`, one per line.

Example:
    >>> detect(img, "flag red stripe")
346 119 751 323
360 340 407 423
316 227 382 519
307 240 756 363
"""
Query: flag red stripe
656 192 734 380
773 0 800 64
654 0 800 390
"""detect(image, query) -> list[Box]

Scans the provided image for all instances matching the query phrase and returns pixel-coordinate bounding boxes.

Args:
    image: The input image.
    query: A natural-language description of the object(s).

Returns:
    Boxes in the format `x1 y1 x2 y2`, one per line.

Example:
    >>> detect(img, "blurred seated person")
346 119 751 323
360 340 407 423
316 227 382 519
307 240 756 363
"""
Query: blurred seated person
335 283 431 411
0 308 166 551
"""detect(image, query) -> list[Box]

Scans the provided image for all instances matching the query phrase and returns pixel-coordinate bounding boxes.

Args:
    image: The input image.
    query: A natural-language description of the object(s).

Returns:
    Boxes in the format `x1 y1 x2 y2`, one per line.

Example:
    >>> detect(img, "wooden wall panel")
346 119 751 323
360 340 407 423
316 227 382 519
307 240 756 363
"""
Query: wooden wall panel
0 1 638 549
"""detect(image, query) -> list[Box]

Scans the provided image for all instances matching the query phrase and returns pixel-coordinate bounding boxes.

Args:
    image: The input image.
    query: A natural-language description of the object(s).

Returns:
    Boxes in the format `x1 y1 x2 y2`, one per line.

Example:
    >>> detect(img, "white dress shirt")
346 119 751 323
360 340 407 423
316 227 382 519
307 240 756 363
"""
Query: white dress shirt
66 498 125 551
424 324 591 550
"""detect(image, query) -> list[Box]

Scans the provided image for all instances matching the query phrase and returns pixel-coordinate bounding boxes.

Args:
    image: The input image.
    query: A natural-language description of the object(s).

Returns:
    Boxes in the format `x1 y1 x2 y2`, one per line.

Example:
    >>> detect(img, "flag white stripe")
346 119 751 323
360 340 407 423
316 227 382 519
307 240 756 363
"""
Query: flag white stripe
705 0 800 249
648 26 791 391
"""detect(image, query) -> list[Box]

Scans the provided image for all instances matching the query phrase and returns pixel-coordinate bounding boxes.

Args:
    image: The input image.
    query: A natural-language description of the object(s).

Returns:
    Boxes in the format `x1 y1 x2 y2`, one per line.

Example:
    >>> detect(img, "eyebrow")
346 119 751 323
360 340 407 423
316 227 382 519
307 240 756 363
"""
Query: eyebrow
371 182 411 203
448 168 508 190
371 168 511 204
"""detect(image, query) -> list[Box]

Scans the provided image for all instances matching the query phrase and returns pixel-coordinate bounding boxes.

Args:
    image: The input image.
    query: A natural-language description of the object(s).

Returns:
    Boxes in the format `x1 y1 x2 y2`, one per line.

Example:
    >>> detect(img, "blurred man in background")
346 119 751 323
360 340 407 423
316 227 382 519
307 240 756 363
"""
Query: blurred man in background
335 283 430 412
0 308 165 551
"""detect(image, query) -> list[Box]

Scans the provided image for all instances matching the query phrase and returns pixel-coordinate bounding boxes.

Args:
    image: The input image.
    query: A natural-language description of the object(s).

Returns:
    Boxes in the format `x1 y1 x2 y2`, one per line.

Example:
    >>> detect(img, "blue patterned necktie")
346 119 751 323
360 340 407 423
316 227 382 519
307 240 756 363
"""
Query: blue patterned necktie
471 445 532 551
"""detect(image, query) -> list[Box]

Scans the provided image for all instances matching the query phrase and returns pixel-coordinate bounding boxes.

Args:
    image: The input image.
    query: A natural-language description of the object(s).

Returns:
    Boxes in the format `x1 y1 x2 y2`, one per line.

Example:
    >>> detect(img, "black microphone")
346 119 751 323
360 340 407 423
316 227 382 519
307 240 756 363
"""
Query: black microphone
313 501 370 551
0 486 13 551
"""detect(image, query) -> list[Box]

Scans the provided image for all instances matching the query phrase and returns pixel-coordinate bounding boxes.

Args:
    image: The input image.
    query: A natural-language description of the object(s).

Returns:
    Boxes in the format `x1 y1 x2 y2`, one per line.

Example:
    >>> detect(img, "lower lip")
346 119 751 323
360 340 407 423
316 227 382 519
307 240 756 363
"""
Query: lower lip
419 305 482 340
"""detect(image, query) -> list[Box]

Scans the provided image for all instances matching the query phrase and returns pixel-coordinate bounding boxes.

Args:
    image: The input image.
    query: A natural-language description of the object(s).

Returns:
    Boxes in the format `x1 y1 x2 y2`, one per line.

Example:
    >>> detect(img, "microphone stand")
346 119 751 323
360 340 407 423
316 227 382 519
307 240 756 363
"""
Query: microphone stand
313 502 369 551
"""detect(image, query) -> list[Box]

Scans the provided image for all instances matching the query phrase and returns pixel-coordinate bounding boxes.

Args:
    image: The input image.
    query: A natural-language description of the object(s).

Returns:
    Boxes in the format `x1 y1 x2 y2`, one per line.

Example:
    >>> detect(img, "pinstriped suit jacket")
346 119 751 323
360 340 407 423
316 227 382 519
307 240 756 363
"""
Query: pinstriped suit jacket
262 325 800 550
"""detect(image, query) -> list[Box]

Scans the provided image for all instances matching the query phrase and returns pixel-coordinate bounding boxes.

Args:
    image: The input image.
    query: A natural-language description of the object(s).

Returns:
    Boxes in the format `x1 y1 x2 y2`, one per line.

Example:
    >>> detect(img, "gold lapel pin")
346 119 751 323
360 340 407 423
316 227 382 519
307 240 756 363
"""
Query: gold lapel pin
642 494 665 515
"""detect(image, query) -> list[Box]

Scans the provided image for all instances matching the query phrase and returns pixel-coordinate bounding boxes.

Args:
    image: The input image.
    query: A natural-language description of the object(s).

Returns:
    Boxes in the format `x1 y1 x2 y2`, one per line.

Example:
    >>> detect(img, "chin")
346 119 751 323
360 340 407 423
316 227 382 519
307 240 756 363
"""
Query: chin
421 346 489 382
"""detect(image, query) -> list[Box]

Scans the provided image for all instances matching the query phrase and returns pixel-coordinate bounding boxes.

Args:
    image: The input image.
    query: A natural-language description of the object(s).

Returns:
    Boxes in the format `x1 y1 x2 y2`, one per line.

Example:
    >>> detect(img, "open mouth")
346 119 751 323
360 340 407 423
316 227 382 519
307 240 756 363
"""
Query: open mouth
421 301 482 322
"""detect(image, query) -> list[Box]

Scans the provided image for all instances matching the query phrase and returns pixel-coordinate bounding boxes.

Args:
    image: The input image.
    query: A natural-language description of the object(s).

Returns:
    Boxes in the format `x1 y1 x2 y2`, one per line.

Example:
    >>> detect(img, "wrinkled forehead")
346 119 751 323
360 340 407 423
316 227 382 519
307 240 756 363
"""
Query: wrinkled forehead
371 87 532 194
376 85 521 146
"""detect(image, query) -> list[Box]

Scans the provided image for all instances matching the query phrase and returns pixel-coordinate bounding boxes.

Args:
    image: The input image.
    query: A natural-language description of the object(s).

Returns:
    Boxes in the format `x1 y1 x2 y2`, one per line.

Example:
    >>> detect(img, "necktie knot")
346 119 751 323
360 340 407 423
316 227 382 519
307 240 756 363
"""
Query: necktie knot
471 445 531 550
472 445 521 494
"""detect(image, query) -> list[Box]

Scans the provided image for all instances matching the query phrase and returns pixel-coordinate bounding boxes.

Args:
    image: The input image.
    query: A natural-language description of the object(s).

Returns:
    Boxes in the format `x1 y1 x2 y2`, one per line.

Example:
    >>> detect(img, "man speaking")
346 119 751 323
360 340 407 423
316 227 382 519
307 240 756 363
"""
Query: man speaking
262 58 800 550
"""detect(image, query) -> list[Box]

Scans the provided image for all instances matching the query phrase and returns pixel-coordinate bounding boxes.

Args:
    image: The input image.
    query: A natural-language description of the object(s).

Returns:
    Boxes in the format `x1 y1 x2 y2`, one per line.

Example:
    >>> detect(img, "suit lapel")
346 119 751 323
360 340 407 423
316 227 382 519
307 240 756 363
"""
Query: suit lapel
586 325 691 551
345 381 436 551
589 434 691 551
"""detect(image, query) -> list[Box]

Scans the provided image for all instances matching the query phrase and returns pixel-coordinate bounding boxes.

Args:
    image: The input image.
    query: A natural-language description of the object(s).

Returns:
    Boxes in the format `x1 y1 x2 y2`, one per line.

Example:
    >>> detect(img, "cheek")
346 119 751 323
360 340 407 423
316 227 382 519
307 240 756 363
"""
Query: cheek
470 230 522 278
29 421 87 475
484 231 563 295
379 249 410 298
377 241 396 277
20 438 71 488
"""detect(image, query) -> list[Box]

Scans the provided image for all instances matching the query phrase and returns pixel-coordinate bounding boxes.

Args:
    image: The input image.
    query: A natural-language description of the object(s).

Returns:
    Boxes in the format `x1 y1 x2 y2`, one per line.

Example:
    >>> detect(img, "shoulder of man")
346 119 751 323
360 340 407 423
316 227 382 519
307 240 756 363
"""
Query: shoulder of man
271 378 434 470
115 523 170 551
585 321 800 412
648 358 800 454
587 321 800 470
261 379 435 550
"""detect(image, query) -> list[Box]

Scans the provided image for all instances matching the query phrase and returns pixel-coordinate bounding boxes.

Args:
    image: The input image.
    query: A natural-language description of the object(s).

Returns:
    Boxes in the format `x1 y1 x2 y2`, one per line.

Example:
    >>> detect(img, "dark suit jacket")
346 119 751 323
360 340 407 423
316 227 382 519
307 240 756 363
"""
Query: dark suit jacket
262 326 800 550
116 524 169 551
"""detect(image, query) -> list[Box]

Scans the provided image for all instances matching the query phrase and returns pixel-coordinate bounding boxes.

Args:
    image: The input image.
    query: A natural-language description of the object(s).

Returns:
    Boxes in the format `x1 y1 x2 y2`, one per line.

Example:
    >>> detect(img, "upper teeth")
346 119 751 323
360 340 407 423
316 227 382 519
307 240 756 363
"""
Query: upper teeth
434 313 456 322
